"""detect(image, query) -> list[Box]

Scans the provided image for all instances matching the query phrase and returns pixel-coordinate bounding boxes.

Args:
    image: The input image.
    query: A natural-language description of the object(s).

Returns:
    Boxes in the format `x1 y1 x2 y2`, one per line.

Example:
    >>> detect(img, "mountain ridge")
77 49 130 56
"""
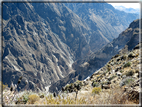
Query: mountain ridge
2 2 139 92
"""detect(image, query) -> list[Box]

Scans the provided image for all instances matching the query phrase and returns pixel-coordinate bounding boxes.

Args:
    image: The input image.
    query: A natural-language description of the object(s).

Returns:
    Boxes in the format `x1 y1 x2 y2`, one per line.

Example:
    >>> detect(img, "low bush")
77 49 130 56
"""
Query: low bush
123 62 131 68
108 75 117 81
92 87 101 95
120 77 134 87
121 55 127 60
92 82 99 87
107 67 111 72
27 94 40 104
125 70 134 76
16 94 29 104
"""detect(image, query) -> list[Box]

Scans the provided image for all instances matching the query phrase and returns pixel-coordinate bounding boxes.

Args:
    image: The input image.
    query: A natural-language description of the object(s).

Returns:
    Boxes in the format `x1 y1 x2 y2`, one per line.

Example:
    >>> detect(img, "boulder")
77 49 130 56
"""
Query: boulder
116 72 122 76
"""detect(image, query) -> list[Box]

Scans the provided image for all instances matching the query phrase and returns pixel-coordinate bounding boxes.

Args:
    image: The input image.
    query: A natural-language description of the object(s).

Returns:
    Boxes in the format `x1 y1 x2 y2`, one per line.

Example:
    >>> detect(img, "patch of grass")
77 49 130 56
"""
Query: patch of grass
44 95 87 104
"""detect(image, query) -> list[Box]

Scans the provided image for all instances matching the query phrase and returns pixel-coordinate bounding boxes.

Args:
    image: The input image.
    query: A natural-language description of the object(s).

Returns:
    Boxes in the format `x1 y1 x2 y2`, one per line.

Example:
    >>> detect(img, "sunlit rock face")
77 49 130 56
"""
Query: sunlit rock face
49 19 140 94
2 3 91 91
2 2 138 92
65 3 139 52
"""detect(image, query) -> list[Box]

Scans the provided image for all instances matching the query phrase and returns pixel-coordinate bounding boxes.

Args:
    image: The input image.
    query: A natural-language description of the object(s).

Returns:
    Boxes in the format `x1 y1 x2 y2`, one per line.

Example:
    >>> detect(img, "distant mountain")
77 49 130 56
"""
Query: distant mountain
114 6 140 14
64 3 139 52
49 19 140 93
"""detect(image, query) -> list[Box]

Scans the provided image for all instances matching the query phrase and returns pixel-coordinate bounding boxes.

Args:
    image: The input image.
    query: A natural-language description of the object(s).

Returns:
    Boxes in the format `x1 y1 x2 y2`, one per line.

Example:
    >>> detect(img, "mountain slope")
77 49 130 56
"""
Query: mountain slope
49 19 140 93
62 42 140 104
2 2 139 92
65 3 139 52
2 39 140 105
2 2 91 91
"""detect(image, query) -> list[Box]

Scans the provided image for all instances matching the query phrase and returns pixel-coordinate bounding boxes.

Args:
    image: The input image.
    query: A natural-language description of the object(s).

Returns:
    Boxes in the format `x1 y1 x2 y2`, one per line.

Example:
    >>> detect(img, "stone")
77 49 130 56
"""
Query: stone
102 85 110 89
40 95 44 98
116 72 122 76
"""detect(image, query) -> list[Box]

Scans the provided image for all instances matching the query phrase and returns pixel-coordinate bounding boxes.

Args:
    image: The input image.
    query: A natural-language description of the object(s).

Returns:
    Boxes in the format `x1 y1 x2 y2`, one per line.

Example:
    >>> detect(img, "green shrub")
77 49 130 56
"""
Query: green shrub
92 82 99 87
108 75 117 81
16 94 29 104
125 70 134 76
121 55 127 60
120 77 134 87
123 62 131 68
23 94 29 103
92 87 101 95
107 67 111 71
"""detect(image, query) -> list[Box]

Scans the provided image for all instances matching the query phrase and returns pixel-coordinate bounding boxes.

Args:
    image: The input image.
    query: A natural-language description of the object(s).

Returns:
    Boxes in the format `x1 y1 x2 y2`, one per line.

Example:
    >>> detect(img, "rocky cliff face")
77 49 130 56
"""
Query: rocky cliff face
2 2 91 91
49 19 140 93
2 2 139 92
65 3 139 52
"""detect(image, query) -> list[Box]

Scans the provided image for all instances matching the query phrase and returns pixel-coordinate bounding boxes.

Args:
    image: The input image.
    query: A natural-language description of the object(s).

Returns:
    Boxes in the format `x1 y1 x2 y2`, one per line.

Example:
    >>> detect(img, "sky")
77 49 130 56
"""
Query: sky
108 3 140 9
104 0 141 9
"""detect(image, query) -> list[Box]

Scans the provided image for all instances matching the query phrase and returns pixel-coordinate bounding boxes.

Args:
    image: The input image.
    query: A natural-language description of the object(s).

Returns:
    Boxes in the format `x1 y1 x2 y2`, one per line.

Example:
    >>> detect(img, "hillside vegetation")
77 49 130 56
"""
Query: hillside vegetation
2 43 141 105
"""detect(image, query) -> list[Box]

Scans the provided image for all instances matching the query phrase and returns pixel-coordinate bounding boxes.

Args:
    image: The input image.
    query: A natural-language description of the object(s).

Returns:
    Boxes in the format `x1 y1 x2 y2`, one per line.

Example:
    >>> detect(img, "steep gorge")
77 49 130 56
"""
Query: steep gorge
2 2 91 91
49 19 140 93
2 2 139 92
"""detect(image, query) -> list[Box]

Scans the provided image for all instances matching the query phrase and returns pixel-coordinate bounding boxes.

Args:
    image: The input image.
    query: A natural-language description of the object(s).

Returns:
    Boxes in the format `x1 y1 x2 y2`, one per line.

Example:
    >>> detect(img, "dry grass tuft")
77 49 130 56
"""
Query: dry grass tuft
27 94 40 104
92 87 101 95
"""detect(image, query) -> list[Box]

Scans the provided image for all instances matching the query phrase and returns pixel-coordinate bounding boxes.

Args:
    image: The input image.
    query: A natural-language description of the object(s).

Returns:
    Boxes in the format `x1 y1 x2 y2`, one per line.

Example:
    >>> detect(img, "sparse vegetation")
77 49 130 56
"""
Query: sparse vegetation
108 75 116 81
2 43 140 105
27 94 40 104
45 95 87 104
0 81 8 90
121 55 127 60
125 70 134 76
92 82 99 87
120 77 134 87
92 87 101 95
16 93 29 104
123 62 131 68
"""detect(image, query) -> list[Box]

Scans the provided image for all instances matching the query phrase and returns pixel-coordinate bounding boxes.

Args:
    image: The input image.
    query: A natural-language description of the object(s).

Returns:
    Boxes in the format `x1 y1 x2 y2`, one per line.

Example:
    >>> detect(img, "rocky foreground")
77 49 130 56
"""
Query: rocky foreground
63 43 141 104
1 43 141 105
